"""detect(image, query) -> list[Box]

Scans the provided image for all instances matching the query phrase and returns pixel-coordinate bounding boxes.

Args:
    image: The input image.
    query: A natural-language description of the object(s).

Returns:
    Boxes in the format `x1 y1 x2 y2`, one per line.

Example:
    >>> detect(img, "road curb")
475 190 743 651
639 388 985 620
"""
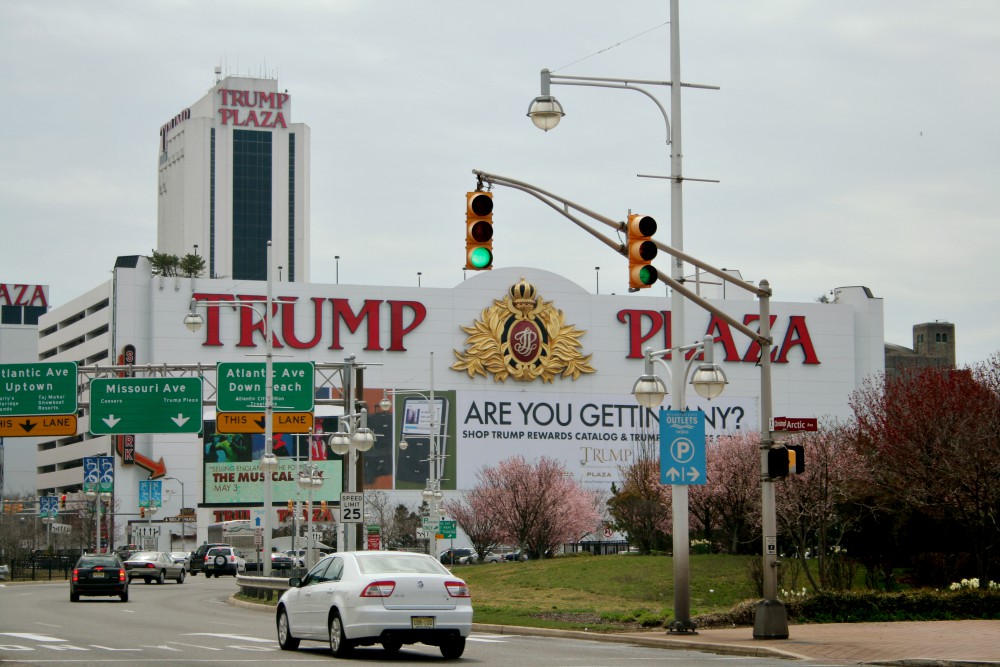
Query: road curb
471 623 807 661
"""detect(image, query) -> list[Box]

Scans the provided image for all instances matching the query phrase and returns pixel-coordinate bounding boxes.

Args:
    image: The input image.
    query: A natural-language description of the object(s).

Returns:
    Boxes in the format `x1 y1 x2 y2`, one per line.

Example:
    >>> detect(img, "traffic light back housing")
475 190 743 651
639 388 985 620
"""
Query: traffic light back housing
627 214 658 289
766 444 805 479
466 191 494 270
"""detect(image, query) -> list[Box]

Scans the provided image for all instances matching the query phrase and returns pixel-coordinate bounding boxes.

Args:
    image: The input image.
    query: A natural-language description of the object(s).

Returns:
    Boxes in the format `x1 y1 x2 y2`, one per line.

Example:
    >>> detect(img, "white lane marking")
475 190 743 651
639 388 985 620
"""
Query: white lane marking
185 633 275 643
468 636 506 643
140 644 182 651
90 645 141 651
1 633 64 642
167 641 223 651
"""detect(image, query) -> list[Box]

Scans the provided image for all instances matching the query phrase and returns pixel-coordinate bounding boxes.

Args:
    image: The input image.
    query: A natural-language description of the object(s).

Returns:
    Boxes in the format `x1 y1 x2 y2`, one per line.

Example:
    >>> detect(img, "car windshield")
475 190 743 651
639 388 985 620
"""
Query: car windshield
78 557 119 568
130 552 159 561
356 553 450 575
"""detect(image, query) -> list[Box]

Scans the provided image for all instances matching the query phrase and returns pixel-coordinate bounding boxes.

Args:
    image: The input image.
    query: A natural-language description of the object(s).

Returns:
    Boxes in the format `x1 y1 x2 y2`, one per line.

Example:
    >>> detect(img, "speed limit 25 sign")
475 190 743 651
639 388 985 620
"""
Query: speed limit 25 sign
340 492 364 523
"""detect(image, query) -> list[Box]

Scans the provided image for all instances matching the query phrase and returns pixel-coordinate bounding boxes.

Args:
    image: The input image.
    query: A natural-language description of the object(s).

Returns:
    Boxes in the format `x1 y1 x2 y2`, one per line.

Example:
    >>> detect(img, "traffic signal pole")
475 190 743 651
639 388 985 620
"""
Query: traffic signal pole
472 168 784 636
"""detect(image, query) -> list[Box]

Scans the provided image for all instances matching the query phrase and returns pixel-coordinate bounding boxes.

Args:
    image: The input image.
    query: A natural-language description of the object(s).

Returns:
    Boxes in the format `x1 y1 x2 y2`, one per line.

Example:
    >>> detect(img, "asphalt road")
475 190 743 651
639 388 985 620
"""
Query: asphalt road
0 575 845 666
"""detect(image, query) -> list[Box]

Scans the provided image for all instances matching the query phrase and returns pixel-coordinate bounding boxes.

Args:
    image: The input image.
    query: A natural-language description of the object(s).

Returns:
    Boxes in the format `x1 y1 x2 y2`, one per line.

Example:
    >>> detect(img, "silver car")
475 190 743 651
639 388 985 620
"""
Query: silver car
124 551 186 584
275 551 472 659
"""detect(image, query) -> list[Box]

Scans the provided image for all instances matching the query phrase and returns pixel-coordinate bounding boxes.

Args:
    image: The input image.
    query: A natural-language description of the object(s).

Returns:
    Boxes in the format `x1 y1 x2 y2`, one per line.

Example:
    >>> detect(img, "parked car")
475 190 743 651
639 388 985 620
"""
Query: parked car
283 550 306 567
275 551 472 659
484 551 505 564
0 564 10 580
439 548 477 565
170 551 190 570
189 542 229 576
270 551 295 572
503 549 528 562
70 554 129 602
124 551 186 584
203 546 246 577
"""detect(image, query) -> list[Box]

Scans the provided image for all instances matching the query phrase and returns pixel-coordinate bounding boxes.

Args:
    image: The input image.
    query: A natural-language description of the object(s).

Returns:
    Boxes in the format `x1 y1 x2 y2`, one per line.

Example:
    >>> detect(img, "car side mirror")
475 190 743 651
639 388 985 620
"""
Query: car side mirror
289 577 302 588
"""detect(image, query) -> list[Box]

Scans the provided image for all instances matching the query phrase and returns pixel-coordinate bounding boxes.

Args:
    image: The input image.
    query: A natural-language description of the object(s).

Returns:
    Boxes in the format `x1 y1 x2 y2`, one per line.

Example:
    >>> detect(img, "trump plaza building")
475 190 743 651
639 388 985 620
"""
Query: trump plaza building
35 258 883 544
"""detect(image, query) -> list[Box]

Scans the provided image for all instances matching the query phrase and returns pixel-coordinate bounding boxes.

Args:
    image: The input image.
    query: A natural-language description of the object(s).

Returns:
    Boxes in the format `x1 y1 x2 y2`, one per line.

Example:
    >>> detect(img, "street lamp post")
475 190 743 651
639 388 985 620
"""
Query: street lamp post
328 357 375 554
298 460 324 569
164 476 186 551
392 352 444 559
632 335 727 632
526 1 720 633
184 240 280 575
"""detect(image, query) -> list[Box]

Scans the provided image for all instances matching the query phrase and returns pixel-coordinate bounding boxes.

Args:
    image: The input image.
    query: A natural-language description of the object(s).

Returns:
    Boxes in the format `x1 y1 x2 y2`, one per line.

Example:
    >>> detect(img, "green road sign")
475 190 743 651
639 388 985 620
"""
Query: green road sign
216 362 315 412
438 520 457 539
89 377 203 435
0 362 78 416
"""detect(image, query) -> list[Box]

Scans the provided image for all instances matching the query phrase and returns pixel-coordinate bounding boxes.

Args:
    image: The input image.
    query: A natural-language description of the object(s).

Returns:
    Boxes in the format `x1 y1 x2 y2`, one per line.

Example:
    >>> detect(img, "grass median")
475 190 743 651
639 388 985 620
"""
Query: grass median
237 553 758 632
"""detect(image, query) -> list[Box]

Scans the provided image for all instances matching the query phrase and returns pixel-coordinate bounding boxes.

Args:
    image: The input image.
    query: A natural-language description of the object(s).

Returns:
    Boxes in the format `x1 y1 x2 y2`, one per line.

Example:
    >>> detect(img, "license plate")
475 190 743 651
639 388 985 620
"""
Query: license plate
411 616 435 629
92 572 104 578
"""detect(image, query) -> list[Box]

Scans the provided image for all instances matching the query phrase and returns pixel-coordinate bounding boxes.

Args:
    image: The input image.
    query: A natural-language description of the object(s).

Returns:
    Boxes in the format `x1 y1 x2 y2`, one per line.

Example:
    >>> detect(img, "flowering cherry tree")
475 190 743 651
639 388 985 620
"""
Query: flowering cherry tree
689 431 761 554
454 456 601 559
773 423 871 590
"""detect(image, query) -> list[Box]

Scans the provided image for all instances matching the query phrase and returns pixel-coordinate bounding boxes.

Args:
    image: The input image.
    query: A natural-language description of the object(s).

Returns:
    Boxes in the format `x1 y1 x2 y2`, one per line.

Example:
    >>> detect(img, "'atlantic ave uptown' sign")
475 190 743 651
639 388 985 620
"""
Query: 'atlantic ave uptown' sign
89 378 203 435
0 362 78 416
216 362 315 413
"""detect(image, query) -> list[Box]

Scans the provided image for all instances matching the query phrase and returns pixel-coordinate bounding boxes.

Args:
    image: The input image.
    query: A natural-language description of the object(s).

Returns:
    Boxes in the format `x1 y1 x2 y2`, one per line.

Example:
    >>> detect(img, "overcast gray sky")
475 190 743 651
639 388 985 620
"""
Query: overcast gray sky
2 0 998 366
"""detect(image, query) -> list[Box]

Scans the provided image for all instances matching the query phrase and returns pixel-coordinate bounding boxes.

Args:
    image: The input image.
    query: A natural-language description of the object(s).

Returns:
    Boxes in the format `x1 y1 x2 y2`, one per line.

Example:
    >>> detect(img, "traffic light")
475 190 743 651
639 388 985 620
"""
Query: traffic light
140 507 145 518
59 494 66 510
766 445 805 479
466 191 494 270
287 499 294 513
321 500 328 513
627 214 658 289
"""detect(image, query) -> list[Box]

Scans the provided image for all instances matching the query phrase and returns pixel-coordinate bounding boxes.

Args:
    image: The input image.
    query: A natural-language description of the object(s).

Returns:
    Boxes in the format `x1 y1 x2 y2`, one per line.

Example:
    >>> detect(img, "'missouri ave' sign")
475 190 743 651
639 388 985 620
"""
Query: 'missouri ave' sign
89 377 203 435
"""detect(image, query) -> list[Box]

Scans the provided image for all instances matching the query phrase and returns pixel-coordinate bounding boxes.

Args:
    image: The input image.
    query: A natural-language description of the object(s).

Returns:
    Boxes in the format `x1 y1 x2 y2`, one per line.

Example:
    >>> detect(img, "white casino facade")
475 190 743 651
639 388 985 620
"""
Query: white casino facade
34 256 883 546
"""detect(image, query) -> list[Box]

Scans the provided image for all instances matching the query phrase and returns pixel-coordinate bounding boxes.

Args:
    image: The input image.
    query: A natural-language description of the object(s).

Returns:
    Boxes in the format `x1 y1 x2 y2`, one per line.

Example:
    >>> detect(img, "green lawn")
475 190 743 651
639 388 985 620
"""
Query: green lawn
458 553 758 631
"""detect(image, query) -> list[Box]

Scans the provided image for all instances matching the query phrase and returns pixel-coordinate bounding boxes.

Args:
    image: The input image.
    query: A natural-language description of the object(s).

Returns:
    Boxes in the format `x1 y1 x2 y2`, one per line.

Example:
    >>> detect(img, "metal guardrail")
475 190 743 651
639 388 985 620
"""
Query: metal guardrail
235 573 302 603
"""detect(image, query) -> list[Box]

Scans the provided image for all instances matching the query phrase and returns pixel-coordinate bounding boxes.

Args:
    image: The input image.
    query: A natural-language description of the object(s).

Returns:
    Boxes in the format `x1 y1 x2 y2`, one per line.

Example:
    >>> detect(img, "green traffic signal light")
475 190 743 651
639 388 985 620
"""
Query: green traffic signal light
466 191 494 270
468 246 493 269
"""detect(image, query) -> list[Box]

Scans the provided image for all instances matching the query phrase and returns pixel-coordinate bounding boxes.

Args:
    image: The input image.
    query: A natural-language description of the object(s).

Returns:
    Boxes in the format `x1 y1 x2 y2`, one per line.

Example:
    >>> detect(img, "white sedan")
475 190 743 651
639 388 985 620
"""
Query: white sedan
275 551 472 659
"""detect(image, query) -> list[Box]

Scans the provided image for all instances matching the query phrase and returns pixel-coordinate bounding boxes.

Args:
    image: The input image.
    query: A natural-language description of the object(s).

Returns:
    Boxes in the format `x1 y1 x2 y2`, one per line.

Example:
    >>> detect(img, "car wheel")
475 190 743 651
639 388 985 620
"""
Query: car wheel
381 639 402 655
157 570 166 585
70 591 79 602
214 555 227 567
440 636 466 659
328 610 353 658
276 608 300 651
176 569 185 584
144 578 152 584
120 590 128 602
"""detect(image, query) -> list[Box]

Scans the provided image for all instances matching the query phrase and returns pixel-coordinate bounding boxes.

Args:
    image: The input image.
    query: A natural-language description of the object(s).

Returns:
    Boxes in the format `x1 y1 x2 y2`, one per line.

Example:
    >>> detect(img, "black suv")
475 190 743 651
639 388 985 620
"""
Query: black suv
71 554 129 602
189 542 229 576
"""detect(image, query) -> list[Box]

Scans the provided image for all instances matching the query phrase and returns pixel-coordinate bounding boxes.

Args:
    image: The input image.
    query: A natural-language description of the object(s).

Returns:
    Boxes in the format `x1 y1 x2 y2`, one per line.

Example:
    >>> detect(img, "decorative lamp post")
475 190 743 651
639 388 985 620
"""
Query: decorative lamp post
298 463 324 569
185 240 279 575
631 335 726 632
391 352 444 558
328 406 375 551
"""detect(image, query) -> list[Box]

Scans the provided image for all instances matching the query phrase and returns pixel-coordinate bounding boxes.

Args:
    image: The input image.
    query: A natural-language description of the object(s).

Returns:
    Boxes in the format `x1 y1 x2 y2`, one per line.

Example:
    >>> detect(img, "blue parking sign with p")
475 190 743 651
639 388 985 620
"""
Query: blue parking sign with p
659 409 707 485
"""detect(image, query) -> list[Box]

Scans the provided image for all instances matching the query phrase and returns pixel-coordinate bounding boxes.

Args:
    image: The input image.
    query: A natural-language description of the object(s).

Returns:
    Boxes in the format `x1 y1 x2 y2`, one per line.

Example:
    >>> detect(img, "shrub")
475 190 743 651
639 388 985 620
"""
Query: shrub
796 589 1000 623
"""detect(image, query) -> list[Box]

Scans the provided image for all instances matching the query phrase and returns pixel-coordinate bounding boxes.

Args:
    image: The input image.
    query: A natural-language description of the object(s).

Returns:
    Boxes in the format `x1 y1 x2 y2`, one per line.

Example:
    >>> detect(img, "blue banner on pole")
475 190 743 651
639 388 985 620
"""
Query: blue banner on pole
658 409 707 485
